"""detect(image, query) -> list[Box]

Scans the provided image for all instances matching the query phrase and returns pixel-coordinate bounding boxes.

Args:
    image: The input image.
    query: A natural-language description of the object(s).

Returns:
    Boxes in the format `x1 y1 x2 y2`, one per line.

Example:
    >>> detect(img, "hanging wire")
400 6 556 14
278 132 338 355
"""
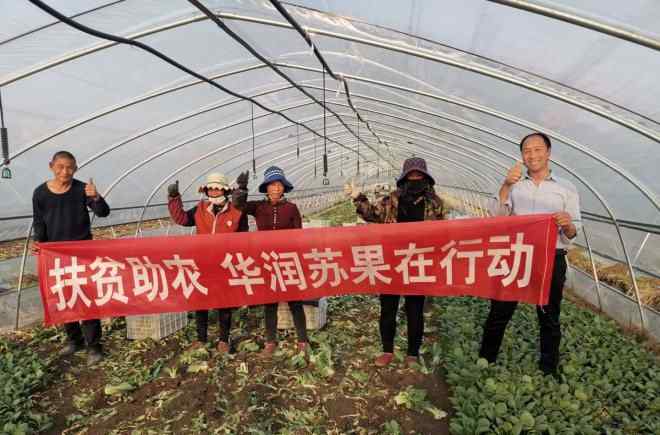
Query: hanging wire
314 136 317 178
267 0 394 170
251 102 256 178
340 143 344 177
322 69 328 177
185 0 384 165
356 121 360 175
296 124 300 158
25 0 364 166
0 87 5 128
377 141 382 178
0 87 11 179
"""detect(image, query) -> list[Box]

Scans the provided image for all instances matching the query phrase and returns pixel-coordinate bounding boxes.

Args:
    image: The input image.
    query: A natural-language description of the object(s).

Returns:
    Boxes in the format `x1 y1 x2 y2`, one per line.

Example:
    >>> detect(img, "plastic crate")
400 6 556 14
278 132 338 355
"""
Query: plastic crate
277 298 328 330
303 219 331 229
126 312 188 340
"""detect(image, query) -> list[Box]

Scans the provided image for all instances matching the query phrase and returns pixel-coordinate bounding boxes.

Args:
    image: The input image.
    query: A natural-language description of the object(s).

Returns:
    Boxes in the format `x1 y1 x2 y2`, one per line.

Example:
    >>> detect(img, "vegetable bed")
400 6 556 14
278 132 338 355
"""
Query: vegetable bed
434 297 659 435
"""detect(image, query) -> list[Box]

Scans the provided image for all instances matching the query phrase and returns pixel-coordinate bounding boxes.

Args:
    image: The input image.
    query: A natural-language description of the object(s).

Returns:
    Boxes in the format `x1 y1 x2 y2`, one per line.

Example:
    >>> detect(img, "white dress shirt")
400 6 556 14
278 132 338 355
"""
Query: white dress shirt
498 173 582 250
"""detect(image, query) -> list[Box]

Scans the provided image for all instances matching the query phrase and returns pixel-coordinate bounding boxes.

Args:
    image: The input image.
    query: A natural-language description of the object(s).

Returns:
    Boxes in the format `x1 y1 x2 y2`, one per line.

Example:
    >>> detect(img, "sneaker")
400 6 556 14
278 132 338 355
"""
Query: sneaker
87 349 104 365
260 342 277 357
59 342 84 357
374 352 394 367
216 341 230 354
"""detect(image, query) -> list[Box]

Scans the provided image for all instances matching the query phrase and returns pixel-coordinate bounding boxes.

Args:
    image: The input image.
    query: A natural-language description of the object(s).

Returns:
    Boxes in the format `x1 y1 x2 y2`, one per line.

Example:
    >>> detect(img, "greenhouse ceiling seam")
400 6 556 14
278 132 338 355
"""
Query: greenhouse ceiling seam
487 0 660 51
24 0 359 163
3 17 660 218
331 113 509 174
5 10 656 142
279 64 660 213
267 0 391 157
185 0 394 169
134 126 495 233
282 1 659 128
98 101 388 202
7 54 643 203
161 131 492 223
0 0 126 47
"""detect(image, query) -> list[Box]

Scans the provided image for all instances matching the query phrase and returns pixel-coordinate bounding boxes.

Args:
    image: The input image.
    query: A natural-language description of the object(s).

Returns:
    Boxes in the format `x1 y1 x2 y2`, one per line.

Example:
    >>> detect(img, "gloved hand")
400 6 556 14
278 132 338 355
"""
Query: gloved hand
236 171 249 190
343 179 362 199
167 180 180 197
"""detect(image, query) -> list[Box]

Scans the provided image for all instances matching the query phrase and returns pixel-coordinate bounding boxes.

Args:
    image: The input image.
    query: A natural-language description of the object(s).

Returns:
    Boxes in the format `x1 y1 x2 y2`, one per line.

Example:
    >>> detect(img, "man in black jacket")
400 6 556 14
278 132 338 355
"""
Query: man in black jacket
32 151 110 365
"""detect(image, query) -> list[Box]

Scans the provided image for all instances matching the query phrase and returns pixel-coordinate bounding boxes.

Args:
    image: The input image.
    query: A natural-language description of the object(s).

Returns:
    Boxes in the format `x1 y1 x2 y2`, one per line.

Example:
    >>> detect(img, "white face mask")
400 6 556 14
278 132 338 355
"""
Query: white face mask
208 195 227 206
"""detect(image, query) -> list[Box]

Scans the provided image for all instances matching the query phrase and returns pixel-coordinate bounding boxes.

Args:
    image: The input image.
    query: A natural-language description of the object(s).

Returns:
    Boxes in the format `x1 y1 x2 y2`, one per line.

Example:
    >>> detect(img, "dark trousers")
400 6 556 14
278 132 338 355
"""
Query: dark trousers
479 251 567 373
264 301 308 343
196 308 233 343
64 319 102 351
380 295 426 356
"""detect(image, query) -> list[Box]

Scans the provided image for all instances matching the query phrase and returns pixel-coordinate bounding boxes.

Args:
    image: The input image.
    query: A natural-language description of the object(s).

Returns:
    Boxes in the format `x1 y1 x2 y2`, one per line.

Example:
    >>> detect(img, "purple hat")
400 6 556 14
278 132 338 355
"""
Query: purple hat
396 157 435 187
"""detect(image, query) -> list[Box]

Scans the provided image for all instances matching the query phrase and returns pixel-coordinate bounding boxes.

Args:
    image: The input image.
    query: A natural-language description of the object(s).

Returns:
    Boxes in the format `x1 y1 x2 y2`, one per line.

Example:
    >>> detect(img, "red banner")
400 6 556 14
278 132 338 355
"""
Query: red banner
38 214 558 325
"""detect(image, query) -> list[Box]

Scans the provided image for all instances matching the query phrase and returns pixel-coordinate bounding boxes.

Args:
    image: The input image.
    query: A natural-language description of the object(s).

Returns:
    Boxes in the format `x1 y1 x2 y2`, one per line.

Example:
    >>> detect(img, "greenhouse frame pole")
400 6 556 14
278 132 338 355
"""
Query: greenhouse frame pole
5 11 658 145
14 223 33 330
486 0 660 51
581 226 603 312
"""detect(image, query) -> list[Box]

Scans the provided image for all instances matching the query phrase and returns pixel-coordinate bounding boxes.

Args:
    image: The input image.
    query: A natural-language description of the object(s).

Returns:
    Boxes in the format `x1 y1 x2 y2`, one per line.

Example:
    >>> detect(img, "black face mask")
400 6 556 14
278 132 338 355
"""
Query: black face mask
403 179 428 197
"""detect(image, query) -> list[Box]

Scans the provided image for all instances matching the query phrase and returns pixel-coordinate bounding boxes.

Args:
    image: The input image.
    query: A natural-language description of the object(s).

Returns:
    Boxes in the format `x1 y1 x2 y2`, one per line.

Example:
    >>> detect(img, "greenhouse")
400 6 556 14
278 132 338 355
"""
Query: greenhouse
0 1 658 433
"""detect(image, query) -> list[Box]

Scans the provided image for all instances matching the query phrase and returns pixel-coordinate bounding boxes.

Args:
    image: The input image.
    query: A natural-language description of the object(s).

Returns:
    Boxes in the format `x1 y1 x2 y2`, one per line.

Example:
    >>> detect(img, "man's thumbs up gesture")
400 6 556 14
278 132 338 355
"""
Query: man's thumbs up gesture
85 178 99 200
504 161 524 186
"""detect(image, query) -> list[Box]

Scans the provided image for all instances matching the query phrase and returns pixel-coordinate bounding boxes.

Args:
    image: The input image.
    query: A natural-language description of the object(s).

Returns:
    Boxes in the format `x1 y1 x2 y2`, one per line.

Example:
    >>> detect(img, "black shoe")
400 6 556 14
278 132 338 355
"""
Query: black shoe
87 348 104 365
59 342 84 357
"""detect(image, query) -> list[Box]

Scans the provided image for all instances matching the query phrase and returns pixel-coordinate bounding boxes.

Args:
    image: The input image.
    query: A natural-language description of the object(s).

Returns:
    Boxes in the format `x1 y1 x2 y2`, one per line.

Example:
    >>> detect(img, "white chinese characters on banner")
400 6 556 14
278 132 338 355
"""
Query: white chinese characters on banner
90 256 128 305
221 253 265 295
394 243 436 284
303 248 349 288
127 257 169 302
261 251 308 292
351 245 392 285
45 231 537 314
49 257 91 311
439 233 534 287
164 255 208 299
456 239 484 285
500 233 534 288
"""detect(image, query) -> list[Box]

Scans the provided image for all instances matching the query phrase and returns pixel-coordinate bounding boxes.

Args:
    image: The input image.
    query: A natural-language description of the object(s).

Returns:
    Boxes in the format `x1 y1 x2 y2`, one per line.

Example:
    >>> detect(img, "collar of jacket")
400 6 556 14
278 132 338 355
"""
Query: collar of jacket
205 201 230 215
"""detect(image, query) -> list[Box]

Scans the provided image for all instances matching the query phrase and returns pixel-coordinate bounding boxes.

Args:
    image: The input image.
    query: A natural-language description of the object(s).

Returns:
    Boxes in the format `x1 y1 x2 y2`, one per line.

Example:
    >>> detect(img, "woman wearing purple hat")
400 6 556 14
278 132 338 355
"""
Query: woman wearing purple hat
233 166 309 357
345 157 446 367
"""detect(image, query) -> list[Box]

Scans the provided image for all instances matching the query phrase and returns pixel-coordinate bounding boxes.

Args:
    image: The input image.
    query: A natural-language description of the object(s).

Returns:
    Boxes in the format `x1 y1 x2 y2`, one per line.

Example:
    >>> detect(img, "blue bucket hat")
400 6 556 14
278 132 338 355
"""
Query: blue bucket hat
258 166 294 193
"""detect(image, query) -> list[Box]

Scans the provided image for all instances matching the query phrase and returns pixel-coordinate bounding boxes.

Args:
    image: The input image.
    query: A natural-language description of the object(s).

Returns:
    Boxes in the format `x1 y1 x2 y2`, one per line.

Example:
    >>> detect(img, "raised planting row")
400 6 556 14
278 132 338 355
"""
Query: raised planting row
432 297 659 435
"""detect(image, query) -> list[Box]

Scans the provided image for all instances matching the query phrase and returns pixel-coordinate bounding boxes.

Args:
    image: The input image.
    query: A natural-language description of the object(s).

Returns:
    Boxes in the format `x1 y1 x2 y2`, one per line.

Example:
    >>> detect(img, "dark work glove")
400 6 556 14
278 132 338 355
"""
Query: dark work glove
236 171 249 190
167 180 180 197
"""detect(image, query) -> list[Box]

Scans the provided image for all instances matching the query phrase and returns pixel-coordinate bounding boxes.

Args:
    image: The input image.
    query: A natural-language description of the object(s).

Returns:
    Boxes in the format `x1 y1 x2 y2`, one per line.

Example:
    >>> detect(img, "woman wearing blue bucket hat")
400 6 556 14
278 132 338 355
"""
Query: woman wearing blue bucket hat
233 166 309 357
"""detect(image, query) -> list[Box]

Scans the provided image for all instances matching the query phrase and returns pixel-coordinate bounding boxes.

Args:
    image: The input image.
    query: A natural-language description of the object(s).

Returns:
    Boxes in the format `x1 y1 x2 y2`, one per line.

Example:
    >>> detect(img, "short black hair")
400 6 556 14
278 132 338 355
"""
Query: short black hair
51 150 77 163
519 132 551 151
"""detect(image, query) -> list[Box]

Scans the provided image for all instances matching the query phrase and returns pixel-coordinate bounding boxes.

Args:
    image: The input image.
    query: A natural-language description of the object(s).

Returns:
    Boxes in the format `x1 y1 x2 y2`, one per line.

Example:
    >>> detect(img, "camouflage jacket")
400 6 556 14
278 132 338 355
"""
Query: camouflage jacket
353 190 445 224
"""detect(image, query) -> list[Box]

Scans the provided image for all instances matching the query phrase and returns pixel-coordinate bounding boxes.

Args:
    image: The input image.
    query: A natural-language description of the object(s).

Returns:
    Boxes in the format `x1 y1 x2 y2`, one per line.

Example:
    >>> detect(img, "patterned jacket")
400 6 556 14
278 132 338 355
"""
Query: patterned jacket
353 190 445 224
